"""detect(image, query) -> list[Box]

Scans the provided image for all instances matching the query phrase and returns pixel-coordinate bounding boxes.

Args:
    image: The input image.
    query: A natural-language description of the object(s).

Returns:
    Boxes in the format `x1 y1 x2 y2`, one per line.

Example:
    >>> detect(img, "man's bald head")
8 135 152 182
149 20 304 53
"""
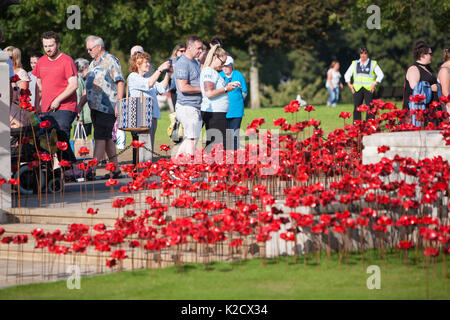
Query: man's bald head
130 45 144 56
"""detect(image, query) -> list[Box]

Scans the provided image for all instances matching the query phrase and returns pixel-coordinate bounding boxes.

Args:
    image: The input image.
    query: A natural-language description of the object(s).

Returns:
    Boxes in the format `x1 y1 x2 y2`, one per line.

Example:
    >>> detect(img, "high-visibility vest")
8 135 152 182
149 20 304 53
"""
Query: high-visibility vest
352 59 378 92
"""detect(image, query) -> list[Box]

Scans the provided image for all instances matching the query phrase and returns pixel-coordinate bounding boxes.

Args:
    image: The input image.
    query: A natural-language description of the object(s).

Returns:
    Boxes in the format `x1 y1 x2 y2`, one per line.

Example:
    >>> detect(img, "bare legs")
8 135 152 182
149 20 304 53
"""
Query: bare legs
92 139 119 174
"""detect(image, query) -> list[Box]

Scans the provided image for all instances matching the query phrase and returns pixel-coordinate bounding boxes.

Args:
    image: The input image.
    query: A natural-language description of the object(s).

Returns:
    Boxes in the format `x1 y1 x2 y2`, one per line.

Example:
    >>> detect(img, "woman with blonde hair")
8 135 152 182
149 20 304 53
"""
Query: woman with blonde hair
325 60 343 107
170 44 186 60
200 44 240 152
437 47 450 118
5 46 31 128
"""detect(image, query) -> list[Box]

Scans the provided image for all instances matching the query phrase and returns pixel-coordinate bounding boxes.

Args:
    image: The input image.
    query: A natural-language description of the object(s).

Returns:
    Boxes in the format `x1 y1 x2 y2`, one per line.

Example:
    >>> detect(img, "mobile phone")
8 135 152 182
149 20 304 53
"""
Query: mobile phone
164 59 173 72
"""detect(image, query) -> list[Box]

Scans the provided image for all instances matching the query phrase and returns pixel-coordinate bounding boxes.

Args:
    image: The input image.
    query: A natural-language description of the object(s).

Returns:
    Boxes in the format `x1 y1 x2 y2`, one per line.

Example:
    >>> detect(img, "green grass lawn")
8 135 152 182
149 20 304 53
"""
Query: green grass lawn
146 102 402 148
1 250 448 299
154 104 356 147
72 101 403 152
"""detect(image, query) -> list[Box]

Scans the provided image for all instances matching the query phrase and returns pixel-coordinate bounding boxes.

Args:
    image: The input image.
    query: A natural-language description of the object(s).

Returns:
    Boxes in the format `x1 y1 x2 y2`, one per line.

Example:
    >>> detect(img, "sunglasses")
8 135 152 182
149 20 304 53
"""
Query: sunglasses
217 56 225 65
178 49 186 53
87 45 98 52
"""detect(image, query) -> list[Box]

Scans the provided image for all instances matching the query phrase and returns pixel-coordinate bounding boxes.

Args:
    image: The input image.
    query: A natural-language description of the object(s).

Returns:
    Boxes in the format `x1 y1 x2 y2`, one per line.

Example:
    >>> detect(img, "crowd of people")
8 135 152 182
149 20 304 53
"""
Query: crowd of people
326 43 449 123
0 29 248 182
1 27 448 183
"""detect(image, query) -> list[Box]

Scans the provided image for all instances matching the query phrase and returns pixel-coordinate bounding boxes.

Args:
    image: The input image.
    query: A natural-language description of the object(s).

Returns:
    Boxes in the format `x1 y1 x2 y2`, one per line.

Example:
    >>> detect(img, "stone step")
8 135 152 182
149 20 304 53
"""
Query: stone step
0 250 178 273
0 223 69 237
4 202 187 226
6 212 119 227
0 245 231 269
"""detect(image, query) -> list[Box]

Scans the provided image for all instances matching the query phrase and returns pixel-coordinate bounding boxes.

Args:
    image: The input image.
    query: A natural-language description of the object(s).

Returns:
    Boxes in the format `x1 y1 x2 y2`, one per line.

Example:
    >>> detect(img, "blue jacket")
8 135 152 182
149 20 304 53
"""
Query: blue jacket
219 70 247 118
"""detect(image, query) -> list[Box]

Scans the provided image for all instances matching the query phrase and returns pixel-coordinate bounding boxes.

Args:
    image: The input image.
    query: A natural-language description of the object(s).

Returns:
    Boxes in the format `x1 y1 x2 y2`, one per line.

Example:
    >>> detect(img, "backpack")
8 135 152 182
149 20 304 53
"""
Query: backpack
409 81 432 127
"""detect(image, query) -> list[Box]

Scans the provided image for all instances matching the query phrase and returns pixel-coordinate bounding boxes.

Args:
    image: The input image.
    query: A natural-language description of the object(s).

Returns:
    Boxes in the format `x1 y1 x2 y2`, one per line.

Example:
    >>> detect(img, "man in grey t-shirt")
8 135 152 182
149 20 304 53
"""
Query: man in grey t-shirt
174 35 204 159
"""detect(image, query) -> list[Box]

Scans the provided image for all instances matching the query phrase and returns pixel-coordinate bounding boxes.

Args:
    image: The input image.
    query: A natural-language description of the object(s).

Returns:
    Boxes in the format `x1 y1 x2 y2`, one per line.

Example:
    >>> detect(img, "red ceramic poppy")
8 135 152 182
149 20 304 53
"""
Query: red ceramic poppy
86 208 99 215
160 145 170 152
39 120 51 129
56 141 68 151
131 140 145 148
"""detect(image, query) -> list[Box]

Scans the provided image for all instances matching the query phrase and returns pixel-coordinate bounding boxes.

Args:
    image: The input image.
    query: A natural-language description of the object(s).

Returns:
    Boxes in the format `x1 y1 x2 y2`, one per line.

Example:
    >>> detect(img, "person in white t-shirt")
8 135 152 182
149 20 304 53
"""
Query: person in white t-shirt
200 45 240 152
5 46 31 128
28 51 43 111
325 61 343 107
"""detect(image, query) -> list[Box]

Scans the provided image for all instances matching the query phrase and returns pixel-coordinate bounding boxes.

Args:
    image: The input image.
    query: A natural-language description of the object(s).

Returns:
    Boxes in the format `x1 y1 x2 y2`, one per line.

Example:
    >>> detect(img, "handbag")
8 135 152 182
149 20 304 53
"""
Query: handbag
70 121 94 160
167 112 184 143
117 85 153 132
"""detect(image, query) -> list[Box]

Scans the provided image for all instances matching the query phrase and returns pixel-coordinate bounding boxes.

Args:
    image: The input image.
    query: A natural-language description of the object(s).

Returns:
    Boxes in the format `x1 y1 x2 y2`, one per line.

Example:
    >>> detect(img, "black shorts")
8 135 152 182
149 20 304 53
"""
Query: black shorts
91 109 116 140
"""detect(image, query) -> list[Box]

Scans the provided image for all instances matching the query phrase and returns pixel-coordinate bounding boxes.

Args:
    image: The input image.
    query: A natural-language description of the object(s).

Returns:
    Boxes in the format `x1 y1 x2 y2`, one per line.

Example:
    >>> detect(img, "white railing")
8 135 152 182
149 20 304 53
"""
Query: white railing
0 51 12 222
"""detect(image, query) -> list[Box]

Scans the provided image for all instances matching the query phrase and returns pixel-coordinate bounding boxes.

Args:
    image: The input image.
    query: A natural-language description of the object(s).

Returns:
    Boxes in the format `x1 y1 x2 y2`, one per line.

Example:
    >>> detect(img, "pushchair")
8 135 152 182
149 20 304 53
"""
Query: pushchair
10 121 62 195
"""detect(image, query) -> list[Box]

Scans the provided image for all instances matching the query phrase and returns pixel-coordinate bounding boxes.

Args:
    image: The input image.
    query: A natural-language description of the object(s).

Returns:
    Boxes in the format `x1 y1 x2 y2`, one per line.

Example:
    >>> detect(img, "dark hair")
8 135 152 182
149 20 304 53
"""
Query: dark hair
413 40 430 61
186 35 202 48
41 31 60 44
329 60 339 69
359 47 368 54
30 51 43 59
210 37 223 47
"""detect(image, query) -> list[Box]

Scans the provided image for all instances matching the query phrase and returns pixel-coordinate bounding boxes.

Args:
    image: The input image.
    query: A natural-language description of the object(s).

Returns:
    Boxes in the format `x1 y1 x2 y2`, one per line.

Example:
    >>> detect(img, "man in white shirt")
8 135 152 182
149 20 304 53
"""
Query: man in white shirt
344 47 384 121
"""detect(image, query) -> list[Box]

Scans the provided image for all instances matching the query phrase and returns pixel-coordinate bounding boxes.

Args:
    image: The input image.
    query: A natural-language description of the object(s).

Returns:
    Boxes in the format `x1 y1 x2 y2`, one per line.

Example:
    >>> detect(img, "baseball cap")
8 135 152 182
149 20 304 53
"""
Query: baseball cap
224 56 234 66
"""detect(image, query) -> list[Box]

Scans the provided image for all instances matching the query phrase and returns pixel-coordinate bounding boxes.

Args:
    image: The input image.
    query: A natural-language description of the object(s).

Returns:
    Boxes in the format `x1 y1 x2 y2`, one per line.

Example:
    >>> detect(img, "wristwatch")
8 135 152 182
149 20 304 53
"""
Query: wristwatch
224 87 228 93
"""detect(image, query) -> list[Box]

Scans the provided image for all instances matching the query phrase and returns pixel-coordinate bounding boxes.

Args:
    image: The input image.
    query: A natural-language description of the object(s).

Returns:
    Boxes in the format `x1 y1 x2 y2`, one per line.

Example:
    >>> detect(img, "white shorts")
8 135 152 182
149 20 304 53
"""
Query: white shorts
175 103 203 139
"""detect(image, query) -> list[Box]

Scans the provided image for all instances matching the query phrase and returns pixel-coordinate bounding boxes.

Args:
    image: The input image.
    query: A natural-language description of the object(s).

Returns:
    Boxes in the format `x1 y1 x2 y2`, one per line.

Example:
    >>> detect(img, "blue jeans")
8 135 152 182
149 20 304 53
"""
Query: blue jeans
41 110 77 163
326 87 340 106
227 117 242 150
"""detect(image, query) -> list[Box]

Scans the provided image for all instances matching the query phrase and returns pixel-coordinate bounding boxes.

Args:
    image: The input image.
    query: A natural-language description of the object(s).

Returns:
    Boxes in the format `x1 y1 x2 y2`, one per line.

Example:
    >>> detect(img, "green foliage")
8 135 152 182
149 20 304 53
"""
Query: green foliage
0 0 216 70
0 0 446 108
347 0 450 34
216 0 349 50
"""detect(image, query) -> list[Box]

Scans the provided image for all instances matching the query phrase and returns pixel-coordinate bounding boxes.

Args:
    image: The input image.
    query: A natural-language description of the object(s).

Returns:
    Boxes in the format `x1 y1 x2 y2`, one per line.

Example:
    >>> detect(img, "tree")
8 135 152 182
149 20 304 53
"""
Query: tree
0 0 217 71
345 0 450 34
215 0 350 109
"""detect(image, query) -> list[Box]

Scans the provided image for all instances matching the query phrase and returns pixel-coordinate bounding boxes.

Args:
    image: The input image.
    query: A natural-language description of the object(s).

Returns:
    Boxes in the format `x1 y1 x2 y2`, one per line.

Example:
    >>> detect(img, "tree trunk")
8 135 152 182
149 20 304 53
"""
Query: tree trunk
249 43 260 109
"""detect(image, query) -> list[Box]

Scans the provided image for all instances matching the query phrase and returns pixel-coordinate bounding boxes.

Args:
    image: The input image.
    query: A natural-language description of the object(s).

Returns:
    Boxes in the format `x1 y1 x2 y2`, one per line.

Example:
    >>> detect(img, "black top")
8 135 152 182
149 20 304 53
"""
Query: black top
356 59 372 74
402 62 437 110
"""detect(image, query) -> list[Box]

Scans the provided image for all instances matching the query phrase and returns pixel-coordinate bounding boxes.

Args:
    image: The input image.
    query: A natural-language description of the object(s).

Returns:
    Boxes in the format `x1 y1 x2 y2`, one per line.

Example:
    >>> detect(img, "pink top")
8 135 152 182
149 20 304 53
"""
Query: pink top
32 53 78 113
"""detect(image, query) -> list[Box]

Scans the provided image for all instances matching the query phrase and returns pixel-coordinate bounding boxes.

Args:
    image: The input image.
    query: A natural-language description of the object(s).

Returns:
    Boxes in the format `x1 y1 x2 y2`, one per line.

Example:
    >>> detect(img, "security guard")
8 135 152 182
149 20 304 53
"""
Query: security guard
344 47 384 121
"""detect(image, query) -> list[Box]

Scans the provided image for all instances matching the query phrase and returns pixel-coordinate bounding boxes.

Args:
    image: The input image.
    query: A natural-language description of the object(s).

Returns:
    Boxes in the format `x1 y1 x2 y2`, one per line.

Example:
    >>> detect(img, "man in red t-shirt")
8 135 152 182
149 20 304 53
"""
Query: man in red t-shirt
33 31 80 179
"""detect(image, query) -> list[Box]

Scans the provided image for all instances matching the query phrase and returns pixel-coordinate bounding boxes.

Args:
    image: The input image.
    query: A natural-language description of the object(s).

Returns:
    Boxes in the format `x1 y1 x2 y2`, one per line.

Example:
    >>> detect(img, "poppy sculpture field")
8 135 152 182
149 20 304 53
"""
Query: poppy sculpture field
0 96 449 299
